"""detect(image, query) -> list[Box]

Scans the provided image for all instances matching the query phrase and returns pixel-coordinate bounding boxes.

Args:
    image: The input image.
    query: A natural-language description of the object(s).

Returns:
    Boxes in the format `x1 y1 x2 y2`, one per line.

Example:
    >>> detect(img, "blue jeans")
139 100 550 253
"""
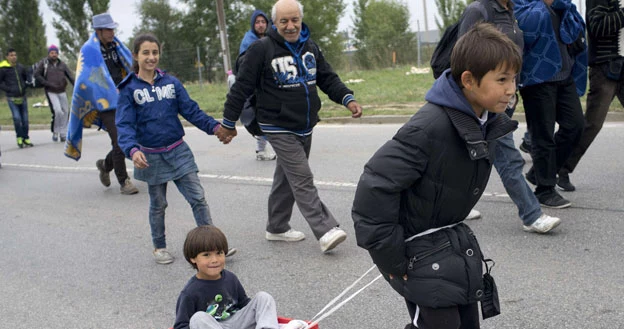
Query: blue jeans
7 98 29 139
493 106 542 226
147 171 212 249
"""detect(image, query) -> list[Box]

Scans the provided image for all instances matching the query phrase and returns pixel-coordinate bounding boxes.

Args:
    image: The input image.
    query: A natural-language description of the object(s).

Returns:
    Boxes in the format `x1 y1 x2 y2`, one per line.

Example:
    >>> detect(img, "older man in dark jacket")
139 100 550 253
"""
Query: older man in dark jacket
220 0 362 253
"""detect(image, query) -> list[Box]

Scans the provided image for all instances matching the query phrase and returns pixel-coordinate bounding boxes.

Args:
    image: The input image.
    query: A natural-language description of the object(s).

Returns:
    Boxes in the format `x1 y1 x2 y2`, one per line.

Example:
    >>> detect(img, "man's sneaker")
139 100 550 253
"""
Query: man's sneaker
225 248 237 257
556 173 576 192
52 133 59 142
120 178 139 195
519 140 531 154
525 168 537 186
153 248 174 264
60 135 66 142
535 189 571 209
96 159 111 187
17 137 24 148
256 150 277 161
523 213 562 233
319 227 347 253
265 229 306 241
23 139 34 147
465 209 481 220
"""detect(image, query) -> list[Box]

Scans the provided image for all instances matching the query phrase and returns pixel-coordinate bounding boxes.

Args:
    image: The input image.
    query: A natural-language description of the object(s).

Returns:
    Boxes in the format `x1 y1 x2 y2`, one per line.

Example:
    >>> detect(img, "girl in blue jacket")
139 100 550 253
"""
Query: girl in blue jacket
116 33 235 265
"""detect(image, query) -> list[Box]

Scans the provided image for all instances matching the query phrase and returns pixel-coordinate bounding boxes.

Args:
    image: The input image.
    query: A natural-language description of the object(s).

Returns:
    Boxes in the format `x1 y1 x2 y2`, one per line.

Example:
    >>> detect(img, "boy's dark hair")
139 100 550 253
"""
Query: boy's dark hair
451 23 522 86
131 33 160 73
6 48 16 56
183 225 229 269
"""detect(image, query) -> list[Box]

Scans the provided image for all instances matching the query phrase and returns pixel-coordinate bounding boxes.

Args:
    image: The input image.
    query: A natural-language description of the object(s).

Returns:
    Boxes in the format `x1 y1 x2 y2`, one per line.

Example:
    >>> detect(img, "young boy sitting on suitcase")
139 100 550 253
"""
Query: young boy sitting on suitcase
352 23 521 329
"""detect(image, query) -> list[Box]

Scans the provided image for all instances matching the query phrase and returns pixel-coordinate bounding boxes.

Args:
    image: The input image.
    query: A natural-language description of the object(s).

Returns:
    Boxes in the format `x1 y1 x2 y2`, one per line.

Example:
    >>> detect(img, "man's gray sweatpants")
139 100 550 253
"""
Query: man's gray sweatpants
189 292 278 329
265 133 338 239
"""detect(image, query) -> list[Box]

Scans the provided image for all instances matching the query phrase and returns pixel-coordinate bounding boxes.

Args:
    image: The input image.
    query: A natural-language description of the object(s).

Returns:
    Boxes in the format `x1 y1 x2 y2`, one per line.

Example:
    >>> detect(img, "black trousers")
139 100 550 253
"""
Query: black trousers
519 76 584 189
99 110 128 185
405 299 480 329
562 64 624 174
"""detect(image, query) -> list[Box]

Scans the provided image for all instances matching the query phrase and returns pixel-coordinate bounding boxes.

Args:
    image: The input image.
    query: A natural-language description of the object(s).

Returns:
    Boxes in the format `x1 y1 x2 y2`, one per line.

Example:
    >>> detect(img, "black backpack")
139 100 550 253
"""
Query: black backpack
430 0 494 79
27 59 49 88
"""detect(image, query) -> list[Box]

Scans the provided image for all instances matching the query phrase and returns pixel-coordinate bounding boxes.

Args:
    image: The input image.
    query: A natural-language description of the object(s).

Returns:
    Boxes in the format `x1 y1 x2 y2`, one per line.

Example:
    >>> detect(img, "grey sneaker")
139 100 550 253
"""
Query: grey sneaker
120 178 139 195
319 227 347 253
465 209 481 220
153 248 174 264
523 214 562 233
96 159 111 187
256 150 277 161
265 229 306 241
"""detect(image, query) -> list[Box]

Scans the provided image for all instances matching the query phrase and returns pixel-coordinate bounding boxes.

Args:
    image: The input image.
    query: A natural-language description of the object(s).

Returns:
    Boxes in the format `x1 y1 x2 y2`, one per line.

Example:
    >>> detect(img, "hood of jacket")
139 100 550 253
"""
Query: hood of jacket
0 59 13 68
239 10 270 55
268 22 311 55
425 69 487 121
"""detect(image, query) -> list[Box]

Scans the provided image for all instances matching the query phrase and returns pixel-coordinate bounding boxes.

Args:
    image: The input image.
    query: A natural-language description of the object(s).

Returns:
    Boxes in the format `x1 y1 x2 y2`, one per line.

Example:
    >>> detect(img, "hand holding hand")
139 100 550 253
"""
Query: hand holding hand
347 101 363 118
215 125 237 144
132 151 149 169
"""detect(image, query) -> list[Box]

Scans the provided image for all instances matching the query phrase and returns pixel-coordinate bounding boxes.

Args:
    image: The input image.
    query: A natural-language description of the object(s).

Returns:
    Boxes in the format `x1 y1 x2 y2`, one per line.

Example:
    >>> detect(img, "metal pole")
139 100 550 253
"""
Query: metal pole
423 0 429 31
197 46 203 90
417 20 422 67
216 0 232 78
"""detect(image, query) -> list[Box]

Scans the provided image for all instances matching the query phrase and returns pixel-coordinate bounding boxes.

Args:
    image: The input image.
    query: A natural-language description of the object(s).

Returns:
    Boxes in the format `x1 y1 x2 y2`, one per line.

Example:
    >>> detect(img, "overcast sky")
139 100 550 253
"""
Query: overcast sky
39 0 420 50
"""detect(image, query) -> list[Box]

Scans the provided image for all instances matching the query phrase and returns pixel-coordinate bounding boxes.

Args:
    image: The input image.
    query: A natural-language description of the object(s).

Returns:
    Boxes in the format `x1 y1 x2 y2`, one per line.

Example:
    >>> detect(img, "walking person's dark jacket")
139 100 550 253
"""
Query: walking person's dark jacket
222 23 354 134
34 58 75 94
0 60 28 98
352 70 517 308
586 0 624 66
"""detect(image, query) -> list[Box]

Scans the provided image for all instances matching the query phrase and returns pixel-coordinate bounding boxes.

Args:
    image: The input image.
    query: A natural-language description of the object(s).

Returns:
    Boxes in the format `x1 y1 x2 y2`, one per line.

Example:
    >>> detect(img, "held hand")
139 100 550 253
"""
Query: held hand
543 0 554 6
132 151 149 169
347 101 363 118
215 126 237 144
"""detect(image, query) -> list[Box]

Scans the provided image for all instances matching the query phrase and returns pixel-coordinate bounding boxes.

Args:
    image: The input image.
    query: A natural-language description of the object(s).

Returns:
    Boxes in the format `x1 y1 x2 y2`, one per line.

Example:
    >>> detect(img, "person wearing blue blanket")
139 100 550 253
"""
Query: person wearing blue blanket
116 33 235 265
514 0 587 208
65 13 138 195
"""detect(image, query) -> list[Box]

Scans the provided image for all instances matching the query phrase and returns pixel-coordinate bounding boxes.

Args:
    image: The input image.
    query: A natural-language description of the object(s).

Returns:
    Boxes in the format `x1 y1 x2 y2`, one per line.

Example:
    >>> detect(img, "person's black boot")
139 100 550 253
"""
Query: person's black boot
557 172 576 192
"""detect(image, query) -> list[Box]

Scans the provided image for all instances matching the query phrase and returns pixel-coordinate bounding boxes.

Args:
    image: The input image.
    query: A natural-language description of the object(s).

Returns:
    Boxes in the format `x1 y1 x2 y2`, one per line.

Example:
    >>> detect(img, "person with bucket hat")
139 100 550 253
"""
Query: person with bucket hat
34 44 75 143
65 12 139 195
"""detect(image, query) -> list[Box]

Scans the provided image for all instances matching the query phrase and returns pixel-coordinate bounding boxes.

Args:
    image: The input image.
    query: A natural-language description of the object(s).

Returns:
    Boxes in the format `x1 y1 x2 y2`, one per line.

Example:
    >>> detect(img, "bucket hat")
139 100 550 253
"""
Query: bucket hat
92 13 118 29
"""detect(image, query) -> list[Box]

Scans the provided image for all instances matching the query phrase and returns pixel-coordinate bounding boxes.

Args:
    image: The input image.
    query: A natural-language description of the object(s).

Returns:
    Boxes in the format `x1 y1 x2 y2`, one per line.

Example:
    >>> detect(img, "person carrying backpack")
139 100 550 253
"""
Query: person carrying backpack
34 45 75 142
0 48 32 148
229 9 277 161
459 0 562 232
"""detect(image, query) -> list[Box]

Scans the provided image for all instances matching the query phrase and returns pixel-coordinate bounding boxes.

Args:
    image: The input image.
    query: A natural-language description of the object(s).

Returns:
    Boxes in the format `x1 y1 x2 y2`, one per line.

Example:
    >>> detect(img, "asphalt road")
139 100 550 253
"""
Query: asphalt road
1 120 623 329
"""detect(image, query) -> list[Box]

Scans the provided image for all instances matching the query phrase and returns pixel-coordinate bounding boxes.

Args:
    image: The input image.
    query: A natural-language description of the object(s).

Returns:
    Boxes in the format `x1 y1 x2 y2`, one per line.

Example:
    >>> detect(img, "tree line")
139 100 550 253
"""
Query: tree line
0 0 417 82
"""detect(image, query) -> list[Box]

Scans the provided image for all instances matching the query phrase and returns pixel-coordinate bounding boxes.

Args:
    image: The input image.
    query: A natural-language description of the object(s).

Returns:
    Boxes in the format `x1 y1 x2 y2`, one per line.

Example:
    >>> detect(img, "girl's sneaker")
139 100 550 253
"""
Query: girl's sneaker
153 248 174 264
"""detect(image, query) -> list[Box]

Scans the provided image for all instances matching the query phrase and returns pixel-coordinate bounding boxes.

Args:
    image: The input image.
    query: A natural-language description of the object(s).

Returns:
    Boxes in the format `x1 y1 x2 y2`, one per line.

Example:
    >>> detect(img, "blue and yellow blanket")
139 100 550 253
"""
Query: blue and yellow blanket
514 0 588 96
64 32 132 160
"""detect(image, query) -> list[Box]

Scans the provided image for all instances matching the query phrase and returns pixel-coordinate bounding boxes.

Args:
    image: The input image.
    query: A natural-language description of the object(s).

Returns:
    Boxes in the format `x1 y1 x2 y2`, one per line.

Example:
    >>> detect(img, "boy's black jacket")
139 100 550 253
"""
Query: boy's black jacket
352 99 516 306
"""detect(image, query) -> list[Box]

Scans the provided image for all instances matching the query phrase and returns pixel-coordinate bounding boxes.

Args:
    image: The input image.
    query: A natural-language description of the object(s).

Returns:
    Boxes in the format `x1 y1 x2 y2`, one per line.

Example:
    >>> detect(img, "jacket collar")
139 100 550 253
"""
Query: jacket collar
445 107 518 160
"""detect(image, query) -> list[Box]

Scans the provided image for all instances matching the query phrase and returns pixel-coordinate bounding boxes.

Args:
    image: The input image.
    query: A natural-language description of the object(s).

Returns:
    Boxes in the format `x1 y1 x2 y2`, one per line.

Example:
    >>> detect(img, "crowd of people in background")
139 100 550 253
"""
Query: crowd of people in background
1 0 623 328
